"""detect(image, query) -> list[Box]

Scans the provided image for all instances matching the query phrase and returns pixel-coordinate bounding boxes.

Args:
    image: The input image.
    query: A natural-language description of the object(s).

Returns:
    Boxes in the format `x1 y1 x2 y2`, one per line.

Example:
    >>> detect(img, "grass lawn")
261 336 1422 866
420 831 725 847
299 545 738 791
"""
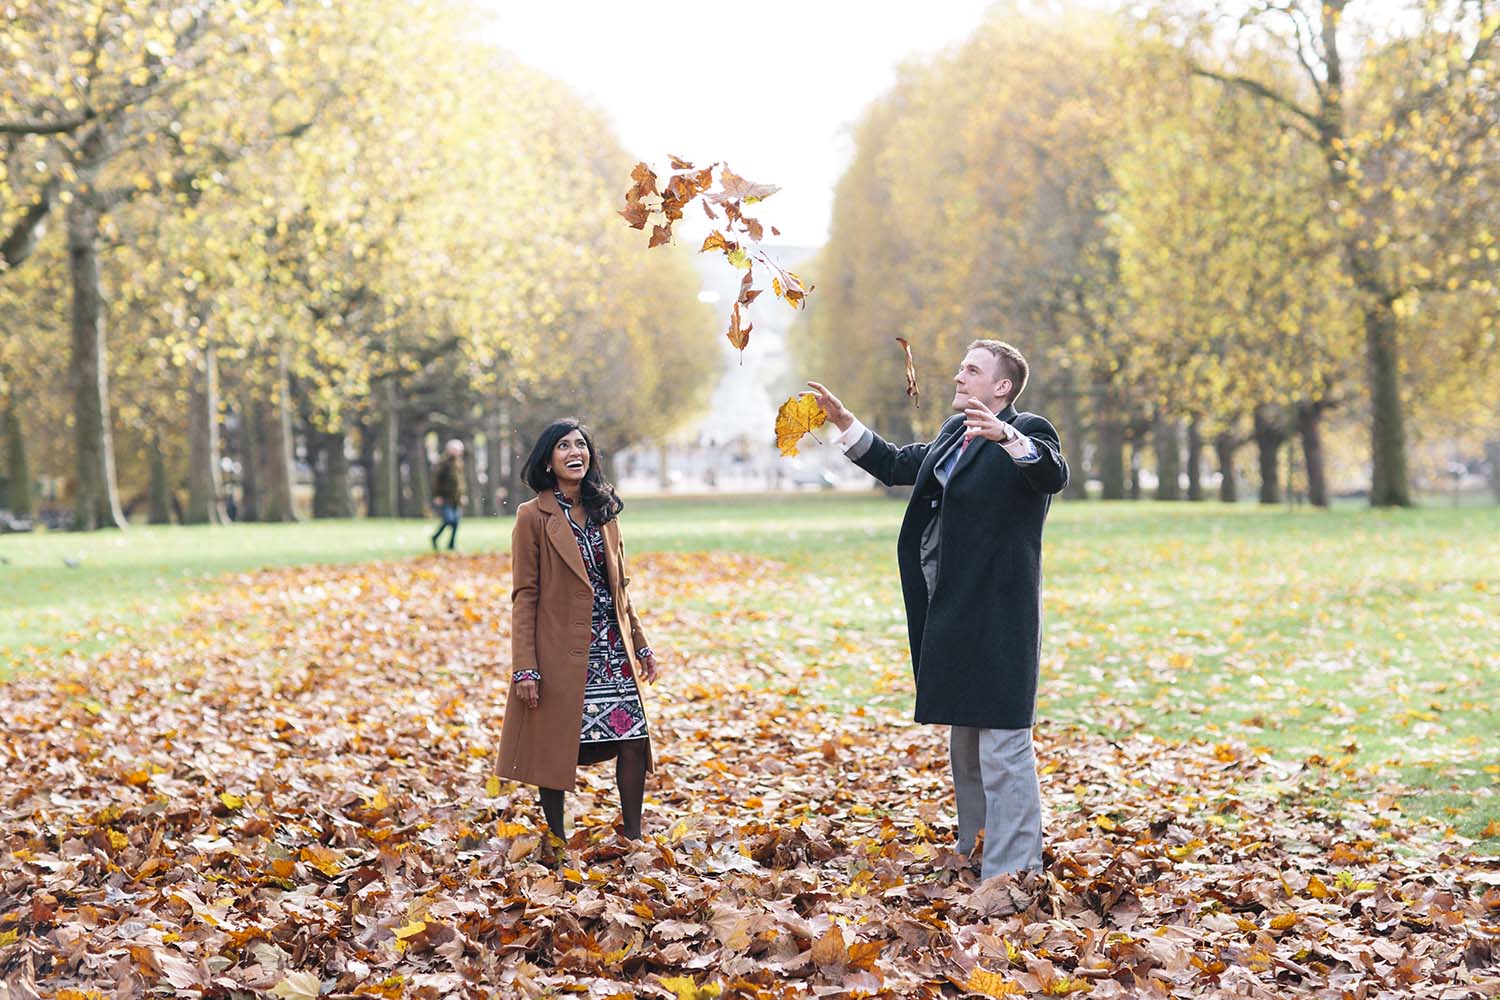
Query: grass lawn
2 493 1496 848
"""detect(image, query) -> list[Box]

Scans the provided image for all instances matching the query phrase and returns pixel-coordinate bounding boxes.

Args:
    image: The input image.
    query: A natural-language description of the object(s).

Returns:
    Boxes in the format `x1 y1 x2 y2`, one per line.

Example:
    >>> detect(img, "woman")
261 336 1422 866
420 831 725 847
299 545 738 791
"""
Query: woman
495 419 660 841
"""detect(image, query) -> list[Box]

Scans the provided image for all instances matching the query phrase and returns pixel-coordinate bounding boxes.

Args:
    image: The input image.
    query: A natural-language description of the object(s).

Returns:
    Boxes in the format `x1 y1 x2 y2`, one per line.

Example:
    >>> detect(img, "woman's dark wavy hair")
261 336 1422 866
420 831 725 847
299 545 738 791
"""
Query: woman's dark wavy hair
521 418 624 523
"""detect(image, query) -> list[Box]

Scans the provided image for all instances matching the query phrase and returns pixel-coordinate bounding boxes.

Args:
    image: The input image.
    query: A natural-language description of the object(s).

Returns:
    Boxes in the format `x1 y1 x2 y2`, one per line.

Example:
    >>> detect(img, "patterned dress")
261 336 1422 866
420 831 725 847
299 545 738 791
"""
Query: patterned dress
548 491 649 743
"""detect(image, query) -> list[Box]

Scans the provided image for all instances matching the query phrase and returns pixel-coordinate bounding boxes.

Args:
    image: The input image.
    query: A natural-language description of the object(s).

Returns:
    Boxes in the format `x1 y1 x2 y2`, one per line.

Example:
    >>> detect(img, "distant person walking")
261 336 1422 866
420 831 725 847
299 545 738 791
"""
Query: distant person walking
495 418 661 840
808 339 1068 884
430 439 465 551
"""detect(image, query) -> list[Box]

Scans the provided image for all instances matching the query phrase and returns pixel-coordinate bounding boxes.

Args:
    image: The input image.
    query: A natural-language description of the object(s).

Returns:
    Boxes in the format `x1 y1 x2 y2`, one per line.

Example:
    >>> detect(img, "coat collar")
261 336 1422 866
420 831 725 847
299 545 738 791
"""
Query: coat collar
532 489 622 589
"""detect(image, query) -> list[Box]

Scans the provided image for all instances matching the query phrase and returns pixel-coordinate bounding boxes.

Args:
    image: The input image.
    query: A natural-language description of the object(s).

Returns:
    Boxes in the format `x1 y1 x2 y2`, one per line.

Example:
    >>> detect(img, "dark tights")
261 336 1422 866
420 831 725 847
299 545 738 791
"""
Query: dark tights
539 738 649 840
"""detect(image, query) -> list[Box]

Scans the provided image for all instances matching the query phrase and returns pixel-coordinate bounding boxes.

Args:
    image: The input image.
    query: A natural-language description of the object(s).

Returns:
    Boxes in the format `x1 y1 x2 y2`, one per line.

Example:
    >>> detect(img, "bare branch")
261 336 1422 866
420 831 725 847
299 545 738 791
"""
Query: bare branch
1190 65 1322 139
1384 16 1498 127
0 176 61 269
0 112 97 136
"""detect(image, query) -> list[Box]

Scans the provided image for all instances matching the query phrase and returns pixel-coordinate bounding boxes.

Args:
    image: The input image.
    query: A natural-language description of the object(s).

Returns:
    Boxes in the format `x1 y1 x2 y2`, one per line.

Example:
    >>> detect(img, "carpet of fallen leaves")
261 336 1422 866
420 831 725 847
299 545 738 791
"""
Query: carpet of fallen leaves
2 552 1497 999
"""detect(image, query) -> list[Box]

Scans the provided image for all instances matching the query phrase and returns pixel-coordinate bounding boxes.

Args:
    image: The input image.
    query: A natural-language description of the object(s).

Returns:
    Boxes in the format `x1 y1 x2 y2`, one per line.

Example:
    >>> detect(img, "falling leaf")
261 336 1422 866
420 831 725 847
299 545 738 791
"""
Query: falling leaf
648 224 671 248
895 337 920 407
617 201 650 230
725 301 750 354
774 393 827 457
717 166 779 203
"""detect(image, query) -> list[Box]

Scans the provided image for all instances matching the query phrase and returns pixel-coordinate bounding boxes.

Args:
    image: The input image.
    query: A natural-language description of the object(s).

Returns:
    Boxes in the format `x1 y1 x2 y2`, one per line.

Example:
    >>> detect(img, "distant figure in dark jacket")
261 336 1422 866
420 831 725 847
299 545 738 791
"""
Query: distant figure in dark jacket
431 439 465 551
808 339 1068 883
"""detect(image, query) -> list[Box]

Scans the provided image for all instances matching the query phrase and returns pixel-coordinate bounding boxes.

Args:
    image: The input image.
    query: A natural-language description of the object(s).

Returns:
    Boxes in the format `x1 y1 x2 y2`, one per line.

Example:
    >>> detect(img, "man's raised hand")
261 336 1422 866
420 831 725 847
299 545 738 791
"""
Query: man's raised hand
963 397 1015 444
805 381 855 433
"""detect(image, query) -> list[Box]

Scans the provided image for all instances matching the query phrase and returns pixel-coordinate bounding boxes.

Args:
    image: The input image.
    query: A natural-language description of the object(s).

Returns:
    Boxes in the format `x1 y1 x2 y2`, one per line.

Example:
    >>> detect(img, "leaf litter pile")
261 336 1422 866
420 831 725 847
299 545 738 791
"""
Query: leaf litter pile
2 554 1496 998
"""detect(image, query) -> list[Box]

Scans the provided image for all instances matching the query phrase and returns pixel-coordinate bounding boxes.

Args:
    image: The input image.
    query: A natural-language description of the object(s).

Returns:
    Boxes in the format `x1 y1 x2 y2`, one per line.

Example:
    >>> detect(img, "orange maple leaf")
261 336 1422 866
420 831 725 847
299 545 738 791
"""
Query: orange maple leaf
775 394 826 457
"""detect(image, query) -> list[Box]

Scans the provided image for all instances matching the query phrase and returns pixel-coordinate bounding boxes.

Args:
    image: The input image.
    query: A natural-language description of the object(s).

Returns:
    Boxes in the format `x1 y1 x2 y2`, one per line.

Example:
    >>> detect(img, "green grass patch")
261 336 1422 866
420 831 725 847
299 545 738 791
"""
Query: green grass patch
2 494 1496 848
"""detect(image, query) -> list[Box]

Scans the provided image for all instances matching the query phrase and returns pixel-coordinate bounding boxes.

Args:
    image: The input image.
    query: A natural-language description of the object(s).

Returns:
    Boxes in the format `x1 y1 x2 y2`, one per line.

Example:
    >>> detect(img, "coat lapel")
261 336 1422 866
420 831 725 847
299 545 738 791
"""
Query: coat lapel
536 490 590 585
917 418 967 491
950 404 1019 482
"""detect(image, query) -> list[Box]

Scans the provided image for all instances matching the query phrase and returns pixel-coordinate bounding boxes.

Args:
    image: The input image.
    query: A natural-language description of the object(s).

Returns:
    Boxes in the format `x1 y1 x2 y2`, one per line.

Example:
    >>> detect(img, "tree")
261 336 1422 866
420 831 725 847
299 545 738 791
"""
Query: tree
1187 0 1500 505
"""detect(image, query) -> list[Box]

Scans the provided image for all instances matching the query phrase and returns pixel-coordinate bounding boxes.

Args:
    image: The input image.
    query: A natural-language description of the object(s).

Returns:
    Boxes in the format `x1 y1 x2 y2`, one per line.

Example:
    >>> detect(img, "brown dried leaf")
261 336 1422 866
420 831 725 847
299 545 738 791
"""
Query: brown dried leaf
896 337 920 407
726 301 750 354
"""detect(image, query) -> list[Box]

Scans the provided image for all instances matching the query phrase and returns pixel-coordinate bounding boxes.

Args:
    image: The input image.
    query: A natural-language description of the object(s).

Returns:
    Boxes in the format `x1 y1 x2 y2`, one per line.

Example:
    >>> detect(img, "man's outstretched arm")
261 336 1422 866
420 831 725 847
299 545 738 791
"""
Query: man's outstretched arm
807 381 930 487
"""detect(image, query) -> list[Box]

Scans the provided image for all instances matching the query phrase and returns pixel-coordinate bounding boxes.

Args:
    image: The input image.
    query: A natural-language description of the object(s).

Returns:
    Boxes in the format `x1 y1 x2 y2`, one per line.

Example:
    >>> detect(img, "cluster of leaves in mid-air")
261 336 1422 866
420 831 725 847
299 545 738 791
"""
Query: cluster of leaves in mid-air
620 157 809 357
623 157 928 456
1 554 1496 998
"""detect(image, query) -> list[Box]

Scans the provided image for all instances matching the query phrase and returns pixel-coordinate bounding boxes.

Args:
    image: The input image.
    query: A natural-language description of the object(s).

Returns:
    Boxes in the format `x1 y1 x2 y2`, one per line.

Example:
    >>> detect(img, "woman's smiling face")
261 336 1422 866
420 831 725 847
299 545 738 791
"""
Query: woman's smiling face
550 429 590 488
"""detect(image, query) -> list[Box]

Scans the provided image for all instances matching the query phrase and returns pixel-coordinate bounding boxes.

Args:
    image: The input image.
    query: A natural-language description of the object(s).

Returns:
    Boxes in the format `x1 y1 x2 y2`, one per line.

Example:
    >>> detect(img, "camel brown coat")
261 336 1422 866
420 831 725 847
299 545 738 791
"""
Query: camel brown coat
494 491 653 791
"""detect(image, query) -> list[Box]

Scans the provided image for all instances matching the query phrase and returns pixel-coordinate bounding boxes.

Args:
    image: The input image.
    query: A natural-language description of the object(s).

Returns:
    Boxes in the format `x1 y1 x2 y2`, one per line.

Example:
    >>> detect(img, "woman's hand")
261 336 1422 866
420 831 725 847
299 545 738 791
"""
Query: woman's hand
640 652 660 685
515 678 540 708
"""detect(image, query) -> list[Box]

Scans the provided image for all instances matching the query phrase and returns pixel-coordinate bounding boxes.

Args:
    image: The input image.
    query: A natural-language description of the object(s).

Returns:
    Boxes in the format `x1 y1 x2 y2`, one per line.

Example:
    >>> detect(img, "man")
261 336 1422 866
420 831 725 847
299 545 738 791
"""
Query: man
807 339 1068 882
430 439 465 551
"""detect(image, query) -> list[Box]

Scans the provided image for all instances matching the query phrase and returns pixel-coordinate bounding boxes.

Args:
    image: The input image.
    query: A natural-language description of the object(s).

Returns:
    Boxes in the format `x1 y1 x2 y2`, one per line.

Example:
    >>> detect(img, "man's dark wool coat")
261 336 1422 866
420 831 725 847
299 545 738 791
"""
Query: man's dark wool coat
852 405 1068 730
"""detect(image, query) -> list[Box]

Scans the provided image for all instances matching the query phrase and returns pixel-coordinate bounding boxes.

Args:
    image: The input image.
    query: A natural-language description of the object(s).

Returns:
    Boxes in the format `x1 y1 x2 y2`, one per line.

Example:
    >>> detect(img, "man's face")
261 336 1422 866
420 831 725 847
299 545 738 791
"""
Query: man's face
951 348 1012 412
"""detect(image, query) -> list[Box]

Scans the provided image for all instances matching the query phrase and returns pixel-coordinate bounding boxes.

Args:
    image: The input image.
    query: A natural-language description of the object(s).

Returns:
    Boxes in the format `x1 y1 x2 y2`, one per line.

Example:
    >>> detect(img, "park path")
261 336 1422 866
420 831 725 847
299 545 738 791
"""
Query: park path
0 553 1495 998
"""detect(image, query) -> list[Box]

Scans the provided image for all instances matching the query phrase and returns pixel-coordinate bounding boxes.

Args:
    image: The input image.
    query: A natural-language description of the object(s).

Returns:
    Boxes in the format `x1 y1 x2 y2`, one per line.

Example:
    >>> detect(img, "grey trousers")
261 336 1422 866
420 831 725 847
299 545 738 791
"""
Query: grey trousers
950 725 1044 880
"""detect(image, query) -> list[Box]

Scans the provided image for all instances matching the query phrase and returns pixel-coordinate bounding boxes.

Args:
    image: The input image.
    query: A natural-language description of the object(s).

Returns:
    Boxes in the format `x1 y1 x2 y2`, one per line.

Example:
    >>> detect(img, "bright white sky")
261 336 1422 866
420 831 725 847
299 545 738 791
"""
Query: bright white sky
477 1 998 247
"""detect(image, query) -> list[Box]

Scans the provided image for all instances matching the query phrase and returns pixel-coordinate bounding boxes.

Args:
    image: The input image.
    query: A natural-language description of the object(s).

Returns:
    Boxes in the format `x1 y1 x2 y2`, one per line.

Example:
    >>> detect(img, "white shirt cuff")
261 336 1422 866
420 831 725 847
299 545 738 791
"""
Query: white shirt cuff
831 418 868 452
1003 432 1039 462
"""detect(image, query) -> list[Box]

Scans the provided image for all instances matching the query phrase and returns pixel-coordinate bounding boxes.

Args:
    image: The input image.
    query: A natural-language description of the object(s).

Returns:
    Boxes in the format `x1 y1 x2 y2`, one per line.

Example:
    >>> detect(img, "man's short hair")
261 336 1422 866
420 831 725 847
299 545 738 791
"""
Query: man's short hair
968 339 1029 405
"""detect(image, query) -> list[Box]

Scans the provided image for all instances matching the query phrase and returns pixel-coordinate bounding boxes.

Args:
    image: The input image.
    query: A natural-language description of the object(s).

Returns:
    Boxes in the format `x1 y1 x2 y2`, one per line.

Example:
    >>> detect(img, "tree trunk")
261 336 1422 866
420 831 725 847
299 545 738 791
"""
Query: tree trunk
1186 418 1204 501
1364 302 1411 506
401 426 429 518
371 379 399 517
1253 404 1286 505
354 417 376 517
1058 371 1087 500
1154 415 1182 501
263 343 298 522
2 399 32 516
314 430 355 518
66 197 125 530
1215 433 1240 503
1098 415 1126 500
1128 441 1142 501
460 430 482 517
147 441 172 524
484 416 504 516
186 343 226 524
239 394 263 522
1297 401 1330 508
1486 440 1500 501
